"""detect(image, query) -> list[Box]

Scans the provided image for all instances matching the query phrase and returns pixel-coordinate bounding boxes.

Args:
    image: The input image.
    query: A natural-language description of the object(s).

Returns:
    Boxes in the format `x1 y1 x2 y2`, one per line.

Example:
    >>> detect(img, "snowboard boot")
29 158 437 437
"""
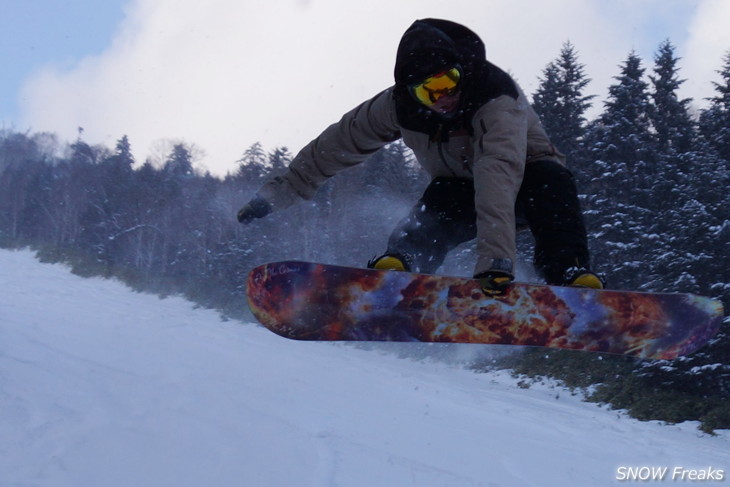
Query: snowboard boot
367 252 413 272
563 267 605 289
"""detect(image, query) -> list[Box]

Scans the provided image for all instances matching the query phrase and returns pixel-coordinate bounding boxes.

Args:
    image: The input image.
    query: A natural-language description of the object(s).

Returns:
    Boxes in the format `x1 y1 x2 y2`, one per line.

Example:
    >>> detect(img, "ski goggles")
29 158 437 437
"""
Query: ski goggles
409 67 462 106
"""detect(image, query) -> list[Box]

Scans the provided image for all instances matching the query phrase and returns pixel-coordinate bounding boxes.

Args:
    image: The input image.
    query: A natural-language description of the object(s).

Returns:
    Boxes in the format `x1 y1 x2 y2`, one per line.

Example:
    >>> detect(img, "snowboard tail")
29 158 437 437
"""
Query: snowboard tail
246 261 724 360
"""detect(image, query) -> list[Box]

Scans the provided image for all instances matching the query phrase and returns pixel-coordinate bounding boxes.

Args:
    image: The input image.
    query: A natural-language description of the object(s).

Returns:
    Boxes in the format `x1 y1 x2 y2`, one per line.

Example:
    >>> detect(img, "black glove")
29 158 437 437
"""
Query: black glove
237 195 272 224
475 270 514 296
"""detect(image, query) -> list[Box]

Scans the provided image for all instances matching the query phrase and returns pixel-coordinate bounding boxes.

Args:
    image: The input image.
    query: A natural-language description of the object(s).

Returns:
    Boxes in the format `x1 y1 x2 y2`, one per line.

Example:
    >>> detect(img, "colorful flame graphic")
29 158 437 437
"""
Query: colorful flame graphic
247 262 724 360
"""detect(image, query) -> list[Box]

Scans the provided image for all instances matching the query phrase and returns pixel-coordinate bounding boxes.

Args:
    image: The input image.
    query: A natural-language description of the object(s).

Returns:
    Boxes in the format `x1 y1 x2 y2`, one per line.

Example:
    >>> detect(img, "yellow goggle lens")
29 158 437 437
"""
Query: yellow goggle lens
411 67 461 106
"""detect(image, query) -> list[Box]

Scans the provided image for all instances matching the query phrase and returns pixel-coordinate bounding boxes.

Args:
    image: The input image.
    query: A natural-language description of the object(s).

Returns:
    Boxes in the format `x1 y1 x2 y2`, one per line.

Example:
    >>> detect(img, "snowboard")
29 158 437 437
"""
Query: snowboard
246 261 724 360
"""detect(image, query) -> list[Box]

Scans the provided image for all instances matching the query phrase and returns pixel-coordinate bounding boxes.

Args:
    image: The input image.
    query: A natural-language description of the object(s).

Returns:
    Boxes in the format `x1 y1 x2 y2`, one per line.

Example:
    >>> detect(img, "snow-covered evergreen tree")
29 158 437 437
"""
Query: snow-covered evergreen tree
532 41 595 164
586 51 654 170
640 44 727 299
700 50 730 160
649 40 696 156
580 52 654 289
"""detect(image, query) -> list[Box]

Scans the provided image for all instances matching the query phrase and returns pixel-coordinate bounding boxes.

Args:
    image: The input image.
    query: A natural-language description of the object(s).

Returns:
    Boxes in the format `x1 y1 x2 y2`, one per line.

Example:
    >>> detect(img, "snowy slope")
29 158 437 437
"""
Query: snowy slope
1 249 727 487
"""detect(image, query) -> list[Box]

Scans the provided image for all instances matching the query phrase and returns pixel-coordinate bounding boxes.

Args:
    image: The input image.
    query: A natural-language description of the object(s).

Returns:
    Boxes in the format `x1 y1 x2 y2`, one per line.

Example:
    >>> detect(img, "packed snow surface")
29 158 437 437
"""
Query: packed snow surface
1 249 727 486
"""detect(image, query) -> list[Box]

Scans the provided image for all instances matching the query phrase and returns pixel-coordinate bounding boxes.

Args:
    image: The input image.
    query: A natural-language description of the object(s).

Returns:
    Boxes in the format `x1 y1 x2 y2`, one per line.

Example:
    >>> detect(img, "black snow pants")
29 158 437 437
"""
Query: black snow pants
385 160 590 284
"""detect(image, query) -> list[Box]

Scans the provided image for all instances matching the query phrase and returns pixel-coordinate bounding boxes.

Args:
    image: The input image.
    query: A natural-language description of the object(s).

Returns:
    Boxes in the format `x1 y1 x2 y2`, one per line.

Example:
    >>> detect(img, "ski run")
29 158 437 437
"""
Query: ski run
1 249 727 486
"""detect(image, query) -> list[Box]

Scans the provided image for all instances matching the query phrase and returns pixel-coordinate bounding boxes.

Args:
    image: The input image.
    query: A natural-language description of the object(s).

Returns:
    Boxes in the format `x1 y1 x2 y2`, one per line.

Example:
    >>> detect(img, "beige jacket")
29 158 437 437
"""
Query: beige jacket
257 86 564 276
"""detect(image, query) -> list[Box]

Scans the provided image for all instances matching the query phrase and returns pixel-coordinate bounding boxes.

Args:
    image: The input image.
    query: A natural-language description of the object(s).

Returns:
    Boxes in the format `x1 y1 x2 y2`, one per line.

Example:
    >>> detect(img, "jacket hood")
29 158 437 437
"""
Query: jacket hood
393 19 497 137
394 19 486 86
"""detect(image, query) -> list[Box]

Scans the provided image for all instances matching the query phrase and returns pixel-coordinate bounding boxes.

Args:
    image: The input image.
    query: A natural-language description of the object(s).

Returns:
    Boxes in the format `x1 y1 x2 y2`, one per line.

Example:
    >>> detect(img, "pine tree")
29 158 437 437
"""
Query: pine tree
235 142 269 185
532 62 562 132
649 40 696 156
637 41 697 289
586 51 654 169
267 146 292 172
163 143 195 178
109 135 135 169
532 41 595 164
697 50 730 302
579 52 656 290
700 50 730 160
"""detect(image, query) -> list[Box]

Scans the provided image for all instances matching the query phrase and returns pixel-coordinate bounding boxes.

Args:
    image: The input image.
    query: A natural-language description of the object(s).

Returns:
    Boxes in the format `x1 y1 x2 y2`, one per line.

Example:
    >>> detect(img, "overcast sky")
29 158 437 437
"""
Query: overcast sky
3 0 730 176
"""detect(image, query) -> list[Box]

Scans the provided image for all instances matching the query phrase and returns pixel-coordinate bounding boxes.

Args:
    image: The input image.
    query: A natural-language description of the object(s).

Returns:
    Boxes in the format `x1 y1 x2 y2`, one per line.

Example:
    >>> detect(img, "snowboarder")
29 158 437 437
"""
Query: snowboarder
237 18 603 295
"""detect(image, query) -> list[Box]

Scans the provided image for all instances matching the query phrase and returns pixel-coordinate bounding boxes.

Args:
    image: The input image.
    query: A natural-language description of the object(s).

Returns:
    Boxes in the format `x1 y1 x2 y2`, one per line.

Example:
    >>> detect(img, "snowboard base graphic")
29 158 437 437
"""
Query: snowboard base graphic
246 261 724 360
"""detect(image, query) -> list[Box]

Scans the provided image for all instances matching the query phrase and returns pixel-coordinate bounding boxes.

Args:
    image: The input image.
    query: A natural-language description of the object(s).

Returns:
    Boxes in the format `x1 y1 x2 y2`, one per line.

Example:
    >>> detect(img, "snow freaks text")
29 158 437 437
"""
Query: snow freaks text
616 466 725 482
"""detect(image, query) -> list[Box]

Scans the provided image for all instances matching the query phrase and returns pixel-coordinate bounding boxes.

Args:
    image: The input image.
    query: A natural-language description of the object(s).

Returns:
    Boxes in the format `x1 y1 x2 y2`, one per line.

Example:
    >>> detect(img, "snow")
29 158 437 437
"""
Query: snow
1 249 728 487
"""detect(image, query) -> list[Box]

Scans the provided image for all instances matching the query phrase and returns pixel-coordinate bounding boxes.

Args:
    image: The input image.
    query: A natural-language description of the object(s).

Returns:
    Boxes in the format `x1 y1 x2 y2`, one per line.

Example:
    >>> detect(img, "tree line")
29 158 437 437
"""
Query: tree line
1 40 728 431
512 41 729 433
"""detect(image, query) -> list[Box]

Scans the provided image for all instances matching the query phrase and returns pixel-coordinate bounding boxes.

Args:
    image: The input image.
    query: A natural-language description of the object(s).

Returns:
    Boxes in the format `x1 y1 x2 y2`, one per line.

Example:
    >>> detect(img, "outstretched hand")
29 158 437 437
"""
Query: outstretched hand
237 196 272 224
